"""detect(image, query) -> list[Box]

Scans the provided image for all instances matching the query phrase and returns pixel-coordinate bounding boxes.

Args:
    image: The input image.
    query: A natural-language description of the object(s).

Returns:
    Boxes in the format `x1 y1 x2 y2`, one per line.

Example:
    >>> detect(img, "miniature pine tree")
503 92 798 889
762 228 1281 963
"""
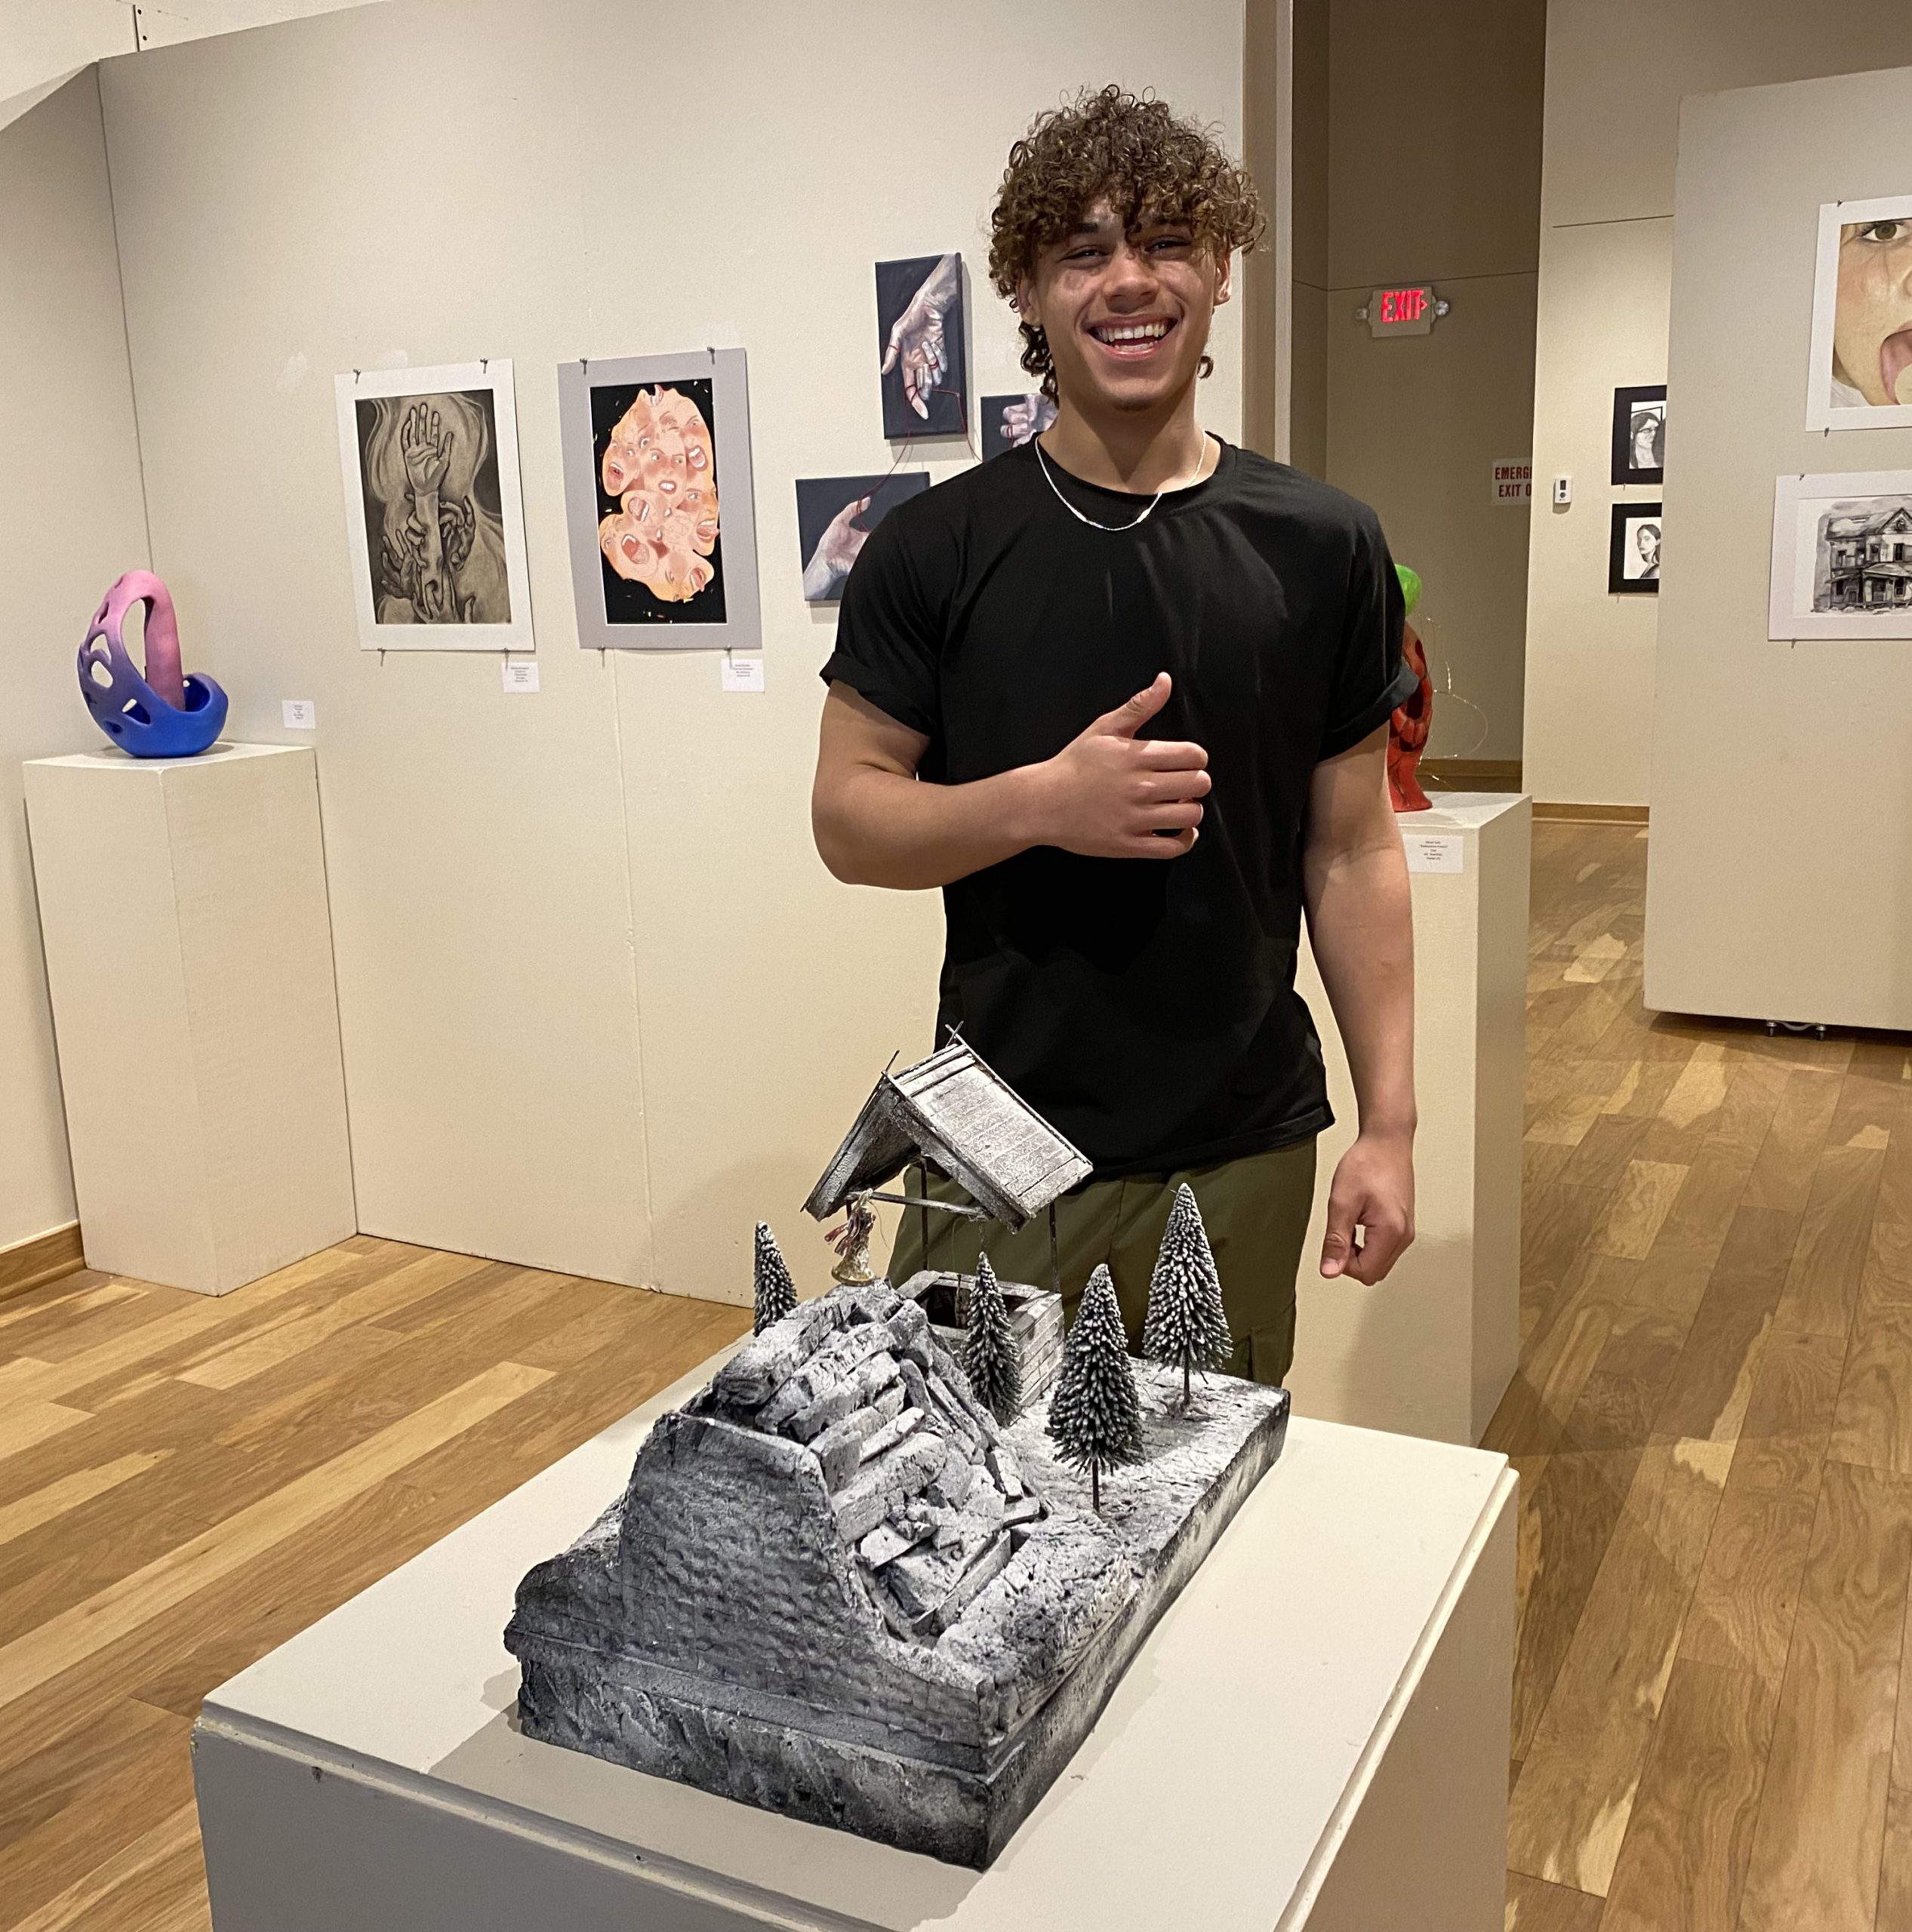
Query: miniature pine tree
1141 1183 1235 1410
753 1222 797 1334
1046 1263 1144 1511
962 1251 1024 1426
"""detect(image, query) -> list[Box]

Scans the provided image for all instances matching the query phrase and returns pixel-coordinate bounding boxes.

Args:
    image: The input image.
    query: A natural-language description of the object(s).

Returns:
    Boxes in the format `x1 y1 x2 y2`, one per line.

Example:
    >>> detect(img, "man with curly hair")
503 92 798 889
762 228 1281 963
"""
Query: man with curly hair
811 87 1418 1385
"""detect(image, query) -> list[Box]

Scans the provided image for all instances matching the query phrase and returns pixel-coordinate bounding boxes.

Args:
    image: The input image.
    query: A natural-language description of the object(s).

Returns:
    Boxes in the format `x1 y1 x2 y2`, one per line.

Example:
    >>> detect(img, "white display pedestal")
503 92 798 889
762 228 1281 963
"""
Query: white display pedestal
23 743 355 1296
192 1346 1516 1932
1290 793 1529 1446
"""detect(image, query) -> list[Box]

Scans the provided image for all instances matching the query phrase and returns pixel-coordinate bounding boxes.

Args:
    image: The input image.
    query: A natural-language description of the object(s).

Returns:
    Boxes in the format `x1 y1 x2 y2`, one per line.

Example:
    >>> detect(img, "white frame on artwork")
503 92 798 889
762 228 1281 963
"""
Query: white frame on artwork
334 359 535 652
1769 469 1912 640
1805 196 1912 432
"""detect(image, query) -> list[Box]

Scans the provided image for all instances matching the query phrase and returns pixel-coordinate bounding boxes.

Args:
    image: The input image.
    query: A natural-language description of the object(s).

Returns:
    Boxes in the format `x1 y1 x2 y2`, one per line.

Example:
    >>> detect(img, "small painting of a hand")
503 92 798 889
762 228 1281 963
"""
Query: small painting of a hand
400 403 453 499
881 253 960 421
802 495 872 601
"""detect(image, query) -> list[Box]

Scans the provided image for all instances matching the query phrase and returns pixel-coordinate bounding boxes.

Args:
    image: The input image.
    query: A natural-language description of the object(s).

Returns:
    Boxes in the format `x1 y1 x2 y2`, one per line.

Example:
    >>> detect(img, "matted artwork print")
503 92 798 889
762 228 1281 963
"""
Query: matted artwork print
334 361 533 651
1610 384 1665 486
795 472 931 602
1769 470 1912 640
876 254 968 438
981 392 1058 456
556 349 761 651
1806 196 1912 430
1609 501 1662 595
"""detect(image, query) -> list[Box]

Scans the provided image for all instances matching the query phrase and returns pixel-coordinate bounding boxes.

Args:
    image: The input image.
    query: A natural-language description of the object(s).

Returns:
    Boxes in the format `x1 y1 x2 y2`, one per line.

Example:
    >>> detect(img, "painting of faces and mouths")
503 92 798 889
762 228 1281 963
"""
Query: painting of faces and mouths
1807 196 1912 431
556 349 762 651
334 360 534 651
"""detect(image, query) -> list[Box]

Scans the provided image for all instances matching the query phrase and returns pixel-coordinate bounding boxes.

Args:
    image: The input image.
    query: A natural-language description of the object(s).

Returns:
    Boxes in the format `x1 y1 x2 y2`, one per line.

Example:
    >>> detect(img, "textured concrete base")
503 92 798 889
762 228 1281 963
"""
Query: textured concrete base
512 1366 1287 1867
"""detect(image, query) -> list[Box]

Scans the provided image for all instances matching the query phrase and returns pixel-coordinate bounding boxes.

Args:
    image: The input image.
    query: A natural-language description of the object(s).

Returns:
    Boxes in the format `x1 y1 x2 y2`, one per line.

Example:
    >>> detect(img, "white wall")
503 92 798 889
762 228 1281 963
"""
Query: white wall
1524 0 1912 805
1645 66 1912 1029
0 70 150 1254
93 0 1246 1303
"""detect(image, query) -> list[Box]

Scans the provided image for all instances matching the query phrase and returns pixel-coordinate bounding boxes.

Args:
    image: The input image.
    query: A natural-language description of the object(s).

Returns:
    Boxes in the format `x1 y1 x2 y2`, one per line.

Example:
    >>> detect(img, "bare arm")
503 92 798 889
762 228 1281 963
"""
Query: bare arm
1302 725 1416 1283
811 675 1211 890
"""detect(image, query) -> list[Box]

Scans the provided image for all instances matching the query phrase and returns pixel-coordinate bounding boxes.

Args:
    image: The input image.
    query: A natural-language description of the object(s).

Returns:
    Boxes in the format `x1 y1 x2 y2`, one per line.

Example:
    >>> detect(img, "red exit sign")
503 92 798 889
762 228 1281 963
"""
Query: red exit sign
1363 283 1441 338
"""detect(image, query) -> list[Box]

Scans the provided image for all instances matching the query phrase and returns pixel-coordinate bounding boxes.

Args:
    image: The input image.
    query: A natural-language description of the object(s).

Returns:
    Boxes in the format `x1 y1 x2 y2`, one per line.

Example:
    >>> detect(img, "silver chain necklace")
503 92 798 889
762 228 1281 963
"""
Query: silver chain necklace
1033 433 1215 531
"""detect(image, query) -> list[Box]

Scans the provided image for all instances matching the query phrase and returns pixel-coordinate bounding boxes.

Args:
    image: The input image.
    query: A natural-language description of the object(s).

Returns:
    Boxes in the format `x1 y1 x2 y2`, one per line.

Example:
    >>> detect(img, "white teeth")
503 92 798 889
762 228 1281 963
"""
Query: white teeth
1098 321 1170 345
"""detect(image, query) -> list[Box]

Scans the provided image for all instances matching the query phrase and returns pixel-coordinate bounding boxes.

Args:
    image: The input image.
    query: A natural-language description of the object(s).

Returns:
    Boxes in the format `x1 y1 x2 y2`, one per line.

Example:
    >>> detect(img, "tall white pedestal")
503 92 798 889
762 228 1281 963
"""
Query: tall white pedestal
192 1344 1516 1932
1290 793 1529 1446
24 743 355 1295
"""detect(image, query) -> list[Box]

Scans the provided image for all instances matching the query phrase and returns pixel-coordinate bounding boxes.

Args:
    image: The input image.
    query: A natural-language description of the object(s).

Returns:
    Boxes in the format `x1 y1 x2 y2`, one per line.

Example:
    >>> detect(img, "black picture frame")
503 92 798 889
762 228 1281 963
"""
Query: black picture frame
1611 383 1667 486
1609 500 1663 594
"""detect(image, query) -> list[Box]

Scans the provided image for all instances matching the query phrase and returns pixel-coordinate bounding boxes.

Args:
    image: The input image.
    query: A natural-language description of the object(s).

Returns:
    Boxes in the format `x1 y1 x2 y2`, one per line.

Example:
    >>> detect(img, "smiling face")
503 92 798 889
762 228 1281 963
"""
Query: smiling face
1016 198 1230 418
1834 216 1912 406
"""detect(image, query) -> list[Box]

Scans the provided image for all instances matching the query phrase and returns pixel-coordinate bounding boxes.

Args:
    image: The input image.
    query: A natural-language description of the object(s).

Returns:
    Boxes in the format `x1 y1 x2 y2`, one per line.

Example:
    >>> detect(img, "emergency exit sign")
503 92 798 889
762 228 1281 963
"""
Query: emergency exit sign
1492 457 1532 505
1363 282 1440 337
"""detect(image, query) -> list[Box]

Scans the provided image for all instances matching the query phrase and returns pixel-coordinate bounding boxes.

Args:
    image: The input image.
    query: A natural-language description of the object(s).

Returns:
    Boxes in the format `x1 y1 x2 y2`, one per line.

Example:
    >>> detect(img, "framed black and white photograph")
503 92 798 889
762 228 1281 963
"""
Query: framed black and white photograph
556 349 761 651
876 253 968 438
334 361 533 651
1806 195 1912 431
1769 469 1912 639
1610 383 1665 486
1609 501 1662 595
794 472 930 603
980 392 1058 457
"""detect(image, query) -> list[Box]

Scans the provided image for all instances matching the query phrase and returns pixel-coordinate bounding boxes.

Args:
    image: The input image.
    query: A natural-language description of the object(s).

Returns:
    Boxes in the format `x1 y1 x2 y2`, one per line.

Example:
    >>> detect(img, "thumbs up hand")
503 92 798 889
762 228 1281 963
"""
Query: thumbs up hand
1027 673 1212 860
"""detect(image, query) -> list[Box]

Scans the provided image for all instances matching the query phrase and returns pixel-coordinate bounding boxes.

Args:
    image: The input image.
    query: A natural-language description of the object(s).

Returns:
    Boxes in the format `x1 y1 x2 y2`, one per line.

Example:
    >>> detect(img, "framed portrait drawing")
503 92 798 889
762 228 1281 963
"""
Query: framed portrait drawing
794 472 929 603
1769 470 1912 640
1610 384 1665 486
1806 196 1912 431
557 349 762 651
334 360 534 651
1609 501 1662 595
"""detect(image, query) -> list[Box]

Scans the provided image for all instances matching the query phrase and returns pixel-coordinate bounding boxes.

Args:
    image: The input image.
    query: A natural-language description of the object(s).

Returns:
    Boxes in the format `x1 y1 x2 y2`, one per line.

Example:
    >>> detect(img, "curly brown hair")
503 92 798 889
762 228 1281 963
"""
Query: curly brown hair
989 86 1265 400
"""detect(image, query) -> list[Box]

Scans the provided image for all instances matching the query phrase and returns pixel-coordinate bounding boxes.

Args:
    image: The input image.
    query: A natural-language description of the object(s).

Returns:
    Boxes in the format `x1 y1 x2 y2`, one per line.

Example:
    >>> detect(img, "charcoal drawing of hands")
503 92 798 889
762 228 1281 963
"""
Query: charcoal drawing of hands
802 495 873 601
882 254 960 420
399 403 457 621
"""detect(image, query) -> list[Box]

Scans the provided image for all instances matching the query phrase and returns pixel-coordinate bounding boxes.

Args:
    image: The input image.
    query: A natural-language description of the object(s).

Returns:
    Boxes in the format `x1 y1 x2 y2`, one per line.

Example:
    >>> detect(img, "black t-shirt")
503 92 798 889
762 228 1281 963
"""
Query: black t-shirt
821 438 1412 1178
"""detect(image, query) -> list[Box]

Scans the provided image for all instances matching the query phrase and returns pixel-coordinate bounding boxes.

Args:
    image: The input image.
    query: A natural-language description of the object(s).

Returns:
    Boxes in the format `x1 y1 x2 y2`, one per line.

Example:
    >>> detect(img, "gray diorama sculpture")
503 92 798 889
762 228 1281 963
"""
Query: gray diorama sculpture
505 1046 1291 1869
962 1251 1023 1426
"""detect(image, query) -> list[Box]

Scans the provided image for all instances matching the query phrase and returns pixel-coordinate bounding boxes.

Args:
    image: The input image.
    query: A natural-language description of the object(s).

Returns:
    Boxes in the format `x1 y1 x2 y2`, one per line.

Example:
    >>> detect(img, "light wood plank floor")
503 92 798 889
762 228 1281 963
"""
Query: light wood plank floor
1502 819 1912 1931
3 817 1907 1930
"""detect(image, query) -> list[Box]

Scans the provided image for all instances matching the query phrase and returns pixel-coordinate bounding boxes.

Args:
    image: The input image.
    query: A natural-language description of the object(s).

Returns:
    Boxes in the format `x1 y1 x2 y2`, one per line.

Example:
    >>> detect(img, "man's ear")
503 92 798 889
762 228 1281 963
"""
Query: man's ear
1014 273 1037 326
1212 248 1234 309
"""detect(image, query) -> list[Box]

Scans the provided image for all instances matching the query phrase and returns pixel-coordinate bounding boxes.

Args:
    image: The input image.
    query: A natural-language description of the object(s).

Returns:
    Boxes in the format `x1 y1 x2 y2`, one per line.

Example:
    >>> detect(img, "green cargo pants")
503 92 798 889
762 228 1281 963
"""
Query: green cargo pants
886 1137 1319 1387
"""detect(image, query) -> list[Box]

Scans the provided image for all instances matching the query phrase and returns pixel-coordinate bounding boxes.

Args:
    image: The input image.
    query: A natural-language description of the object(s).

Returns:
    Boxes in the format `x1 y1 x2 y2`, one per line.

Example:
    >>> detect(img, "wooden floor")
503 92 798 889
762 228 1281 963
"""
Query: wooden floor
1502 820 1912 1931
2 817 1909 1929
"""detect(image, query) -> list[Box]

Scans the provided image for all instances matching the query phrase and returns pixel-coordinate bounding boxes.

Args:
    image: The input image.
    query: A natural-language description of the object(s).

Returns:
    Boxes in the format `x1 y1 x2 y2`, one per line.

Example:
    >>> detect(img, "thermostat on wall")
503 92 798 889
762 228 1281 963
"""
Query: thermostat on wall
1355 284 1449 338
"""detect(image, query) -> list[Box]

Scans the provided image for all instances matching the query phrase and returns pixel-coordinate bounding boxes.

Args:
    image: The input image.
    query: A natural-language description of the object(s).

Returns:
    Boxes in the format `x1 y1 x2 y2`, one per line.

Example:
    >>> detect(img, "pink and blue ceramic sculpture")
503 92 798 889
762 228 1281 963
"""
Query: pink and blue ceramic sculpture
78 571 227 758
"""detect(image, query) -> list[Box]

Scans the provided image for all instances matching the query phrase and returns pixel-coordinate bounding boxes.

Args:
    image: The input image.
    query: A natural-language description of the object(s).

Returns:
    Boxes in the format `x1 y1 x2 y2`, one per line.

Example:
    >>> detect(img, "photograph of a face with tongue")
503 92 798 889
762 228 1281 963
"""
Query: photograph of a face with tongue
1807 195 1912 430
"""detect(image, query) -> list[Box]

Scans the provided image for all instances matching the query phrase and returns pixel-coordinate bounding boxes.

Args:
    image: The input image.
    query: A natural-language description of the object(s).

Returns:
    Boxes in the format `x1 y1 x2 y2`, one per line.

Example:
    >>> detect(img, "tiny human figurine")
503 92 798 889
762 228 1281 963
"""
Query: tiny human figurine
827 1193 878 1286
1387 564 1433 812
752 1223 797 1334
1141 1184 1234 1411
1047 1264 1144 1510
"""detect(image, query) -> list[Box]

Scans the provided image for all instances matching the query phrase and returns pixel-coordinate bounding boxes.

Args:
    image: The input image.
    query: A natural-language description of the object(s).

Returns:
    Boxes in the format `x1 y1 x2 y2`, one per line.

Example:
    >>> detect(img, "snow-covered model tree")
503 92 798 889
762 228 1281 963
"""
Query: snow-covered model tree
962 1251 1023 1425
1142 1183 1235 1410
1047 1264 1144 1510
753 1222 797 1334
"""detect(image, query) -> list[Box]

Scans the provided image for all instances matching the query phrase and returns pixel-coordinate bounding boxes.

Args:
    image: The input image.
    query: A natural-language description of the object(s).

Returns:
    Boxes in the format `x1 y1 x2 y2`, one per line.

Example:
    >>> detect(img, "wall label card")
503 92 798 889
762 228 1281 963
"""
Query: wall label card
282 700 316 731
1403 832 1464 873
721 655 765 693
502 660 540 692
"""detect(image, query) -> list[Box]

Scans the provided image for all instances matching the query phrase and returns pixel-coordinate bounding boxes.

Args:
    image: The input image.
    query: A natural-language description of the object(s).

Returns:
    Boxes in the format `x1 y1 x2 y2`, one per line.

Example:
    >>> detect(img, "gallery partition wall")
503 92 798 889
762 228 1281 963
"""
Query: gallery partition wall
66 0 1250 1303
1645 63 1912 1029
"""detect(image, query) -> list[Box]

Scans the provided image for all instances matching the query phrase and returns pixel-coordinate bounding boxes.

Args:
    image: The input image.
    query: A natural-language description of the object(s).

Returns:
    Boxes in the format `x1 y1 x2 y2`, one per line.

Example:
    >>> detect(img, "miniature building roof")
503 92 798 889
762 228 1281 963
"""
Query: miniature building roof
803 1038 1091 1231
